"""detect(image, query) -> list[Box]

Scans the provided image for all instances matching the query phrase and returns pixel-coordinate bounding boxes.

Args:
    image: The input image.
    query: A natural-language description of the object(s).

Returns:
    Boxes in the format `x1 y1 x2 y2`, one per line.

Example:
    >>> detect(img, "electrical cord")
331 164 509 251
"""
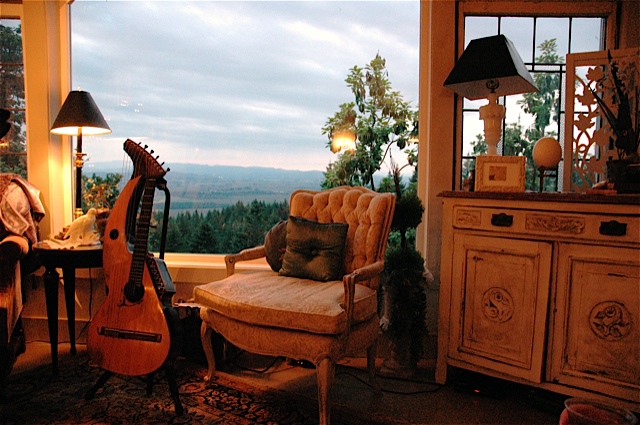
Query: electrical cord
335 365 443 396
78 291 442 399
227 349 442 396
77 267 95 340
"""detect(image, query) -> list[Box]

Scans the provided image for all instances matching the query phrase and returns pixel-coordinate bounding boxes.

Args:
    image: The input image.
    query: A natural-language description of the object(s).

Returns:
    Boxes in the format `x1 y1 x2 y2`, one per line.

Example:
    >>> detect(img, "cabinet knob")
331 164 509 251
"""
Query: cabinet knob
491 213 513 227
599 220 627 236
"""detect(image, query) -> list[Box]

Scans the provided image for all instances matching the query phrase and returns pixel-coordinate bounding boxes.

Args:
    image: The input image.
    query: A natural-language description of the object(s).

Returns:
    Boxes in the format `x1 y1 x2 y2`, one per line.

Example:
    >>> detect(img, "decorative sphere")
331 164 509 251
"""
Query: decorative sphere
533 137 562 169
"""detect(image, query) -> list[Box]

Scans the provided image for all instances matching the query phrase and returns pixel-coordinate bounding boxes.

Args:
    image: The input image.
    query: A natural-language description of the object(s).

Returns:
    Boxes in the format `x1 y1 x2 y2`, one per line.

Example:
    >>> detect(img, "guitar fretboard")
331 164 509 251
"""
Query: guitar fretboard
127 177 157 299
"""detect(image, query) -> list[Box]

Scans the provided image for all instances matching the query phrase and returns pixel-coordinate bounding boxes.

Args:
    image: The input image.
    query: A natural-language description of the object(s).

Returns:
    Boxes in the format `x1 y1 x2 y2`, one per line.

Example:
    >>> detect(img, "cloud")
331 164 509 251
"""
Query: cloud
71 0 420 171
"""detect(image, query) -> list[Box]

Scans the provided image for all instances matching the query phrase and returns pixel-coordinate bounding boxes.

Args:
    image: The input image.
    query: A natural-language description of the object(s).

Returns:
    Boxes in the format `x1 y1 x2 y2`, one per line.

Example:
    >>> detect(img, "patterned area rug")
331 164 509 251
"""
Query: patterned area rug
1 352 391 425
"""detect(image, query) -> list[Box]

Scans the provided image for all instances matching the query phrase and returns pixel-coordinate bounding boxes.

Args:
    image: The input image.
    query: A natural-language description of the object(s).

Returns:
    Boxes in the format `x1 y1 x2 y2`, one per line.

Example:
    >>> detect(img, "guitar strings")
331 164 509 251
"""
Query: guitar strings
119 147 133 193
112 144 140 303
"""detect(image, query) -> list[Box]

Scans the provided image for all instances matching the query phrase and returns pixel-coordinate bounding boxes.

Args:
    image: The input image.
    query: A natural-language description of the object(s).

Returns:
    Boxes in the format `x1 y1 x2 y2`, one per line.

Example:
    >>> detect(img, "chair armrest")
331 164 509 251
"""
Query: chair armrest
0 235 29 262
342 260 385 332
343 260 385 287
224 245 267 276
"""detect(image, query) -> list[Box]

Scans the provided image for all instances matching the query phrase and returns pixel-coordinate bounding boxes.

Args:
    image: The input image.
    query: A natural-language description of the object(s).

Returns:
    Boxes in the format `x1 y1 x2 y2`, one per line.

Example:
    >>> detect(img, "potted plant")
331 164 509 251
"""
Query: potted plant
584 49 639 193
379 166 428 378
82 173 122 239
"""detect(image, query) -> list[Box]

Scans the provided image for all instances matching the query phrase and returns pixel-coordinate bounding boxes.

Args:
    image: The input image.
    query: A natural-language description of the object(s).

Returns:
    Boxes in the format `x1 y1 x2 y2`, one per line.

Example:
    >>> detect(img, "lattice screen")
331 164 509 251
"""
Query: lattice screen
563 48 639 192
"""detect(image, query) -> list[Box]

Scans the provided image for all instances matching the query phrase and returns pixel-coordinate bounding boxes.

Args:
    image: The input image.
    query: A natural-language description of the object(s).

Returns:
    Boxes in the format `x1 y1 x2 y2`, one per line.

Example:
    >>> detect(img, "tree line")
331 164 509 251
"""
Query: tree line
147 199 290 254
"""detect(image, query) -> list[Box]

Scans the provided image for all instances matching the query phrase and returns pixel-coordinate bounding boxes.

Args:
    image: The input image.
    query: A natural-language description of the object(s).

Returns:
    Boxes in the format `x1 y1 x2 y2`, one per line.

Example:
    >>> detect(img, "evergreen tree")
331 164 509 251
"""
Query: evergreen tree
190 220 217 253
0 24 27 177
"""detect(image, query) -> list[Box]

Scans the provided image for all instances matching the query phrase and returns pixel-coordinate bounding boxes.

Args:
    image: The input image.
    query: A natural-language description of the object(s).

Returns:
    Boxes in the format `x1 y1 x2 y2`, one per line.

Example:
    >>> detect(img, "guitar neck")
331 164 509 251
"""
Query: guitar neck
130 177 157 285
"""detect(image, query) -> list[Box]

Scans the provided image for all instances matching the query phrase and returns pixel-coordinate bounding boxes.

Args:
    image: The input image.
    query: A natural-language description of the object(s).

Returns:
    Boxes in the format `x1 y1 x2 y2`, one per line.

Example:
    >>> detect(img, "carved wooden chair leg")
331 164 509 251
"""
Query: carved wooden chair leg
316 357 335 425
200 322 217 383
367 343 381 394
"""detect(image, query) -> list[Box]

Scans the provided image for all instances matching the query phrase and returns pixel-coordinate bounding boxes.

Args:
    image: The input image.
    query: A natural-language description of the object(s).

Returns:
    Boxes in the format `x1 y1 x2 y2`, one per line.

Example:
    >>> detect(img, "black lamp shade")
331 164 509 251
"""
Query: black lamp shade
444 35 538 100
51 90 111 136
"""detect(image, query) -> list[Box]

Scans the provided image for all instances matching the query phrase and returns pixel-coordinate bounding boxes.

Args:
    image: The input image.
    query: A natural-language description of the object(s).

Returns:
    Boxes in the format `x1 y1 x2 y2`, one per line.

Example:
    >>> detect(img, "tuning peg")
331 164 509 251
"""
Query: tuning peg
144 144 148 149
150 150 154 154
166 167 170 172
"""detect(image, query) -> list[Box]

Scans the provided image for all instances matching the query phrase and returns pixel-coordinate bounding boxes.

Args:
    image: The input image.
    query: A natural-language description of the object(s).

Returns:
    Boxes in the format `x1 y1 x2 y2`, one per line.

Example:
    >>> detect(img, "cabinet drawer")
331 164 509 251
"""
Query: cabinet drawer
452 206 640 244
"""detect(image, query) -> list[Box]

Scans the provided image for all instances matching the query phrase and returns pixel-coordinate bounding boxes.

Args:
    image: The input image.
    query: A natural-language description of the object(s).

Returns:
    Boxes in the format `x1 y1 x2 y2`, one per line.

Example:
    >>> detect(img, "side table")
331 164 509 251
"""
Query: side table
34 245 103 374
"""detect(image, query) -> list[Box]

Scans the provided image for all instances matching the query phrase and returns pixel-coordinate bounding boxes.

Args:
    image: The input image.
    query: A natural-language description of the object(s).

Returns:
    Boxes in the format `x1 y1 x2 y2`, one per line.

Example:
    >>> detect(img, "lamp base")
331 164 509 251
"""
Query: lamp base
479 92 505 155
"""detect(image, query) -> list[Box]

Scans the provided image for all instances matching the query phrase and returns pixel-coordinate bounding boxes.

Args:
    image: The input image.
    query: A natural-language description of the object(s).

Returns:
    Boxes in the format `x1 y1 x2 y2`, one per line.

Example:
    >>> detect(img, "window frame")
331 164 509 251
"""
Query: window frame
452 1 617 190
4 0 75 240
0 14 28 172
0 12 26 174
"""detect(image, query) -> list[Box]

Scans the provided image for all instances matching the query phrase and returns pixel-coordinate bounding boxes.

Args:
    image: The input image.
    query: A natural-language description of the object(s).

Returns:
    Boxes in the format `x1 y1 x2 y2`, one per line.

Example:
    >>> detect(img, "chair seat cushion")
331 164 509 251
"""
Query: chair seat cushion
193 270 377 335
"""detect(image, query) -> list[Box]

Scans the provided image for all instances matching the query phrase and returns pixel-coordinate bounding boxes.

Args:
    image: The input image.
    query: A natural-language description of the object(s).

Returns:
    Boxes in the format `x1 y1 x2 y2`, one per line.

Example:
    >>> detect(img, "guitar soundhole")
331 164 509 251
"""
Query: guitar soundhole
124 281 145 304
109 229 119 240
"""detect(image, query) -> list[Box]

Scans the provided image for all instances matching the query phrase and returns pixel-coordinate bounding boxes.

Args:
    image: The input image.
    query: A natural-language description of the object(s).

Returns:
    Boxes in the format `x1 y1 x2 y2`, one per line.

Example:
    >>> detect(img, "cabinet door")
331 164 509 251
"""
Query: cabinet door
550 243 640 401
449 234 552 382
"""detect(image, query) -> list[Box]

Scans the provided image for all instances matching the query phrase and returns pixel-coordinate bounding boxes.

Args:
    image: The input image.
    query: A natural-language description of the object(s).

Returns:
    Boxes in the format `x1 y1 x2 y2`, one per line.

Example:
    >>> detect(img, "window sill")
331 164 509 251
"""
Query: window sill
162 252 270 286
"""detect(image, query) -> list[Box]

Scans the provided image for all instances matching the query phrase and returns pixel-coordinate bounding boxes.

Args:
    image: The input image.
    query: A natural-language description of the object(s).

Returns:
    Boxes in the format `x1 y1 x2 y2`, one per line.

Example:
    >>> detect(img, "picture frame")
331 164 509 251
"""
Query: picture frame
475 155 526 192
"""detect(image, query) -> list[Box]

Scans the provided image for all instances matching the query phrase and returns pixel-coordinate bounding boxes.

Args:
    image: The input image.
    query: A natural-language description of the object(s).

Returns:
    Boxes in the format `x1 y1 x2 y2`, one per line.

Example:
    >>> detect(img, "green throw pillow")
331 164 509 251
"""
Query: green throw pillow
279 216 348 282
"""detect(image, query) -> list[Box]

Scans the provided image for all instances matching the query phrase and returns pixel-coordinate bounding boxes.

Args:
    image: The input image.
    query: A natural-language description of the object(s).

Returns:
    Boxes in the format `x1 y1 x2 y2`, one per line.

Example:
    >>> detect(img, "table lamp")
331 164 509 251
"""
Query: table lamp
51 90 111 219
444 34 538 155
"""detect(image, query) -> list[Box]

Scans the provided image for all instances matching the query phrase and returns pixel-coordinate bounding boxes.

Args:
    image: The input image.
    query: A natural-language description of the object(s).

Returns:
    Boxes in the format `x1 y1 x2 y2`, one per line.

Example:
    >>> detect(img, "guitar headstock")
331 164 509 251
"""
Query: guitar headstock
123 139 169 179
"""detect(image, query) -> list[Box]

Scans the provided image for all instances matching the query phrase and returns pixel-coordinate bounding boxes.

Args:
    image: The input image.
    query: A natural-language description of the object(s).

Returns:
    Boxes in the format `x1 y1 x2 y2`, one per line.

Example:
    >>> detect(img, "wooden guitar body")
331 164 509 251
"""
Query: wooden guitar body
88 143 173 377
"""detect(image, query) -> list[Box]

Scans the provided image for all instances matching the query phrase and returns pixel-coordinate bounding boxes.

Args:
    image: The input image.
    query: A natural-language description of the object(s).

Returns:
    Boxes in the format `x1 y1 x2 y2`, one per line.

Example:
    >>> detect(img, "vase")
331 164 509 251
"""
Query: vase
606 158 640 194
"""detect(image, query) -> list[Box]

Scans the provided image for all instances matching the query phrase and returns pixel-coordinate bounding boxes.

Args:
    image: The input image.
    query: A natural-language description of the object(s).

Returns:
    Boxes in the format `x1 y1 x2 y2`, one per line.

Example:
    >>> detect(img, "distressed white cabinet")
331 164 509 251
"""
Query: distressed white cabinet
550 243 639 404
436 192 640 411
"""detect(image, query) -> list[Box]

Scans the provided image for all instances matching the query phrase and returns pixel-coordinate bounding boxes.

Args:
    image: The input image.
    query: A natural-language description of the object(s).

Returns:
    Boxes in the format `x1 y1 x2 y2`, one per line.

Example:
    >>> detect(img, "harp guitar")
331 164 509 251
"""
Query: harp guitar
88 140 175 377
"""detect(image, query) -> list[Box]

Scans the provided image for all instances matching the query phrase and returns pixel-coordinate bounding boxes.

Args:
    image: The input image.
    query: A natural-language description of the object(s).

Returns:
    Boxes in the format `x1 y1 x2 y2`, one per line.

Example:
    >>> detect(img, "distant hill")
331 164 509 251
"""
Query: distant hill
87 162 326 214
86 161 400 215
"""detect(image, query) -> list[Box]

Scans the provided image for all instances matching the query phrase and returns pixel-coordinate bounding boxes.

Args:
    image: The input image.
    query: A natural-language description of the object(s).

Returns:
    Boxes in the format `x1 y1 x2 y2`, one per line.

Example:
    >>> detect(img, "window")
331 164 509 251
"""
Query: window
458 13 607 191
70 1 420 254
0 17 27 177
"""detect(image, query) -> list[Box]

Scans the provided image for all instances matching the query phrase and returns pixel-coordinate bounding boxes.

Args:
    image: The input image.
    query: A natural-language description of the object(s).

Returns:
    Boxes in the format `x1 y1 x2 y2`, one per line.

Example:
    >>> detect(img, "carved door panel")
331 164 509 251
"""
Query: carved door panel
449 234 552 382
550 243 640 400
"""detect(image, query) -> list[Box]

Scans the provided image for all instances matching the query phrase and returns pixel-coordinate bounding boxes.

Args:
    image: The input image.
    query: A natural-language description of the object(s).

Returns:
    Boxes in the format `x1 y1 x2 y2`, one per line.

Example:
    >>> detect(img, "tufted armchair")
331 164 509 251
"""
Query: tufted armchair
0 174 44 398
0 235 29 362
194 186 395 425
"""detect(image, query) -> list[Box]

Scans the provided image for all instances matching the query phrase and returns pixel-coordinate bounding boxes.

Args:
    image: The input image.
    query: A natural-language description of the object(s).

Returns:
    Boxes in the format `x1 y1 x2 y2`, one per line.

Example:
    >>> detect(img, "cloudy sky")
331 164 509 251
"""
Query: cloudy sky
71 0 420 173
